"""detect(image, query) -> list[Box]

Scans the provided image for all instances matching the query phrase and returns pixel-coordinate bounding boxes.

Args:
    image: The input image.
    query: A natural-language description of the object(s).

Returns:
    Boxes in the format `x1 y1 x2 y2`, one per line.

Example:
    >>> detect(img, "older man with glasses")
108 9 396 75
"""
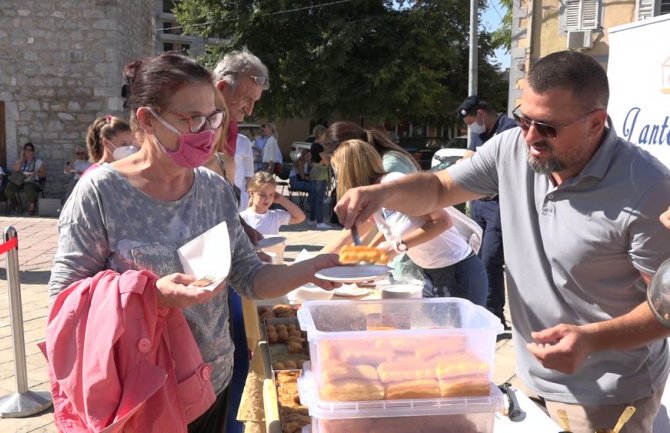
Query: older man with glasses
211 48 271 433
334 50 670 433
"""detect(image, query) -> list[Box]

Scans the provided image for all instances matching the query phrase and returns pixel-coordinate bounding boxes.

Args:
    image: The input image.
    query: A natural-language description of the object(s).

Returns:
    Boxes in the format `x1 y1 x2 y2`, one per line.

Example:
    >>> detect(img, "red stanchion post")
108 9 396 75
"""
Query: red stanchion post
0 226 52 417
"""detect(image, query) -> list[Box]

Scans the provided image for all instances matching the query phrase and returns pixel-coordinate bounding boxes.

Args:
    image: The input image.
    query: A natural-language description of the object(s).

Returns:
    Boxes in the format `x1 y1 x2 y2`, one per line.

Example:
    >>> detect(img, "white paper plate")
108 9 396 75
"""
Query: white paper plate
333 284 370 297
287 283 334 302
255 236 287 249
315 265 391 283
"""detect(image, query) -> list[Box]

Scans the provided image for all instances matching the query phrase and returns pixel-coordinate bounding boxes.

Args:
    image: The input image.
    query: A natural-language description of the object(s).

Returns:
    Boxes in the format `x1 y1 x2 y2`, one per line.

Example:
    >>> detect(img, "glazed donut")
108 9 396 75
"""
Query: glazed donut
385 379 441 399
339 245 389 265
377 359 436 383
321 378 385 401
439 375 490 397
321 364 379 383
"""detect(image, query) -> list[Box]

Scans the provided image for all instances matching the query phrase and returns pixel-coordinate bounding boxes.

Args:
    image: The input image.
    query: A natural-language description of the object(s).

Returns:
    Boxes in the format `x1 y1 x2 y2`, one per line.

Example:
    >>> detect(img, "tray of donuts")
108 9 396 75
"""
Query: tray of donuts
262 317 310 372
296 298 504 402
297 361 504 433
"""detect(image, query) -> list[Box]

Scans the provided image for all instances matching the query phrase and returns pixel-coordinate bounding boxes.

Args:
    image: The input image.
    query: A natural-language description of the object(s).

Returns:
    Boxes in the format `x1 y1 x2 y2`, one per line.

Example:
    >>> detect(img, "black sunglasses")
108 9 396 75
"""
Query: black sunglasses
512 105 598 139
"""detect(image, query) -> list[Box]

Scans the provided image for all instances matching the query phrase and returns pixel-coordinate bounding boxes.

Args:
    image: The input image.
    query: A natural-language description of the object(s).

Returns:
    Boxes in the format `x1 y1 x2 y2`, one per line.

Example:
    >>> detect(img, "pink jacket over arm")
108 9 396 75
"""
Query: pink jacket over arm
42 270 216 433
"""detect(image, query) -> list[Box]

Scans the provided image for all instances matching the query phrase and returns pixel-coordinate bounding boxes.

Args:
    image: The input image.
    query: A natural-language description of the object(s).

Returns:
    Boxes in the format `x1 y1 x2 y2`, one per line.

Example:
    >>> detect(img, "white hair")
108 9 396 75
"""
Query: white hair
212 47 269 91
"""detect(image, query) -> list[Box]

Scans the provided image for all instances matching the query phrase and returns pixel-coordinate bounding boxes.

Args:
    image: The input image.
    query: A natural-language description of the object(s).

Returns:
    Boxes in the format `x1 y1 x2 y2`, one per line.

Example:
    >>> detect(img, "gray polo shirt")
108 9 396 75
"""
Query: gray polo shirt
448 126 670 404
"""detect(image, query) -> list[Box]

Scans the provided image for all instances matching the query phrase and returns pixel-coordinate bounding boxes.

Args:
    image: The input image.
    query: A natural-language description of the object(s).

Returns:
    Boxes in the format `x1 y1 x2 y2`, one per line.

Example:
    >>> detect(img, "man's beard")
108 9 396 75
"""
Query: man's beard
527 143 566 174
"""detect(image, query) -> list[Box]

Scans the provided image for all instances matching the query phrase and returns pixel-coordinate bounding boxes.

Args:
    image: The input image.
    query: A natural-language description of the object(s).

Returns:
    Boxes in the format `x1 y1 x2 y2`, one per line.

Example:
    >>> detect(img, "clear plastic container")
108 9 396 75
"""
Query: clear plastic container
296 298 503 402
647 256 670 328
298 362 503 433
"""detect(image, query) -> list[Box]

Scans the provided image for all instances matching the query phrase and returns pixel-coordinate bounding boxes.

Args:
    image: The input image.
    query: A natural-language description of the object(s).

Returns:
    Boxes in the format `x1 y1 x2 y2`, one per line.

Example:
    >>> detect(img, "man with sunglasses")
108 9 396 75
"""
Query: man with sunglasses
457 96 517 330
335 50 670 432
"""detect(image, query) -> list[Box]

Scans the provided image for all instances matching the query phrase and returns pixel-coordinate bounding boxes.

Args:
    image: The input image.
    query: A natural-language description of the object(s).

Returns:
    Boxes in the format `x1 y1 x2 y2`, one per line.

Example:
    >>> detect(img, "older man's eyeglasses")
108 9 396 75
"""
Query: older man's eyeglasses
165 110 225 133
512 105 598 139
222 71 268 86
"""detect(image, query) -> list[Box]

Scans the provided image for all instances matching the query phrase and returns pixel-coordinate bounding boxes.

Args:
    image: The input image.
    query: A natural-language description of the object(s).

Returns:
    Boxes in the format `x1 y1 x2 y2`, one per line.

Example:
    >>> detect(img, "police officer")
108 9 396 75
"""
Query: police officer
457 95 517 329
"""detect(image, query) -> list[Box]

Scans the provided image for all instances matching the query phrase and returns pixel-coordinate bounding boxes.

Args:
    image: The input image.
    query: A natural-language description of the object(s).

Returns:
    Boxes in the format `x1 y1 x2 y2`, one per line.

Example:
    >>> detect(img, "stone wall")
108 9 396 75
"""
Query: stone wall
0 0 154 198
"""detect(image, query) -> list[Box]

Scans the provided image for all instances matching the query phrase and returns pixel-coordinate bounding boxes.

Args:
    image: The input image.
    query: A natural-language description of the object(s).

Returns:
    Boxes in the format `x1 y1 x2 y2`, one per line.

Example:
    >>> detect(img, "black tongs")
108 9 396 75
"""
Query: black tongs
498 382 526 422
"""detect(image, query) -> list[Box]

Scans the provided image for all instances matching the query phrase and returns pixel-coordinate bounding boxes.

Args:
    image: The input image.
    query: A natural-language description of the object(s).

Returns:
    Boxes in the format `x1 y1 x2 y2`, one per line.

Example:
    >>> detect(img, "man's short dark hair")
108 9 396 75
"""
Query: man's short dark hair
527 51 609 111
23 142 34 150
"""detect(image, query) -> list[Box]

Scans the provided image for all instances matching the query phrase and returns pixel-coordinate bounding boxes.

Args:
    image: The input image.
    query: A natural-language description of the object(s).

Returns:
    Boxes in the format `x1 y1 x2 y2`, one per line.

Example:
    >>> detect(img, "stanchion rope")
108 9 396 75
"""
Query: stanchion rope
0 237 18 256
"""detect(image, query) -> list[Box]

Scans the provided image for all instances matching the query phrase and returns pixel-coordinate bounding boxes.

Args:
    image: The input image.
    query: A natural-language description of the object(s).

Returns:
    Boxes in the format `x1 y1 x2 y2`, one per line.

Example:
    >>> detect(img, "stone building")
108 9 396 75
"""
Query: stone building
0 0 155 198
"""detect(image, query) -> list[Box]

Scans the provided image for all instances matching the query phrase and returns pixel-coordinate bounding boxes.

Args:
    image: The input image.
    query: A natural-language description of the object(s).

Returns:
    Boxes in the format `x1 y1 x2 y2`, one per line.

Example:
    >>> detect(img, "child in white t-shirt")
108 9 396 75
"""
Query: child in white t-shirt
240 172 306 235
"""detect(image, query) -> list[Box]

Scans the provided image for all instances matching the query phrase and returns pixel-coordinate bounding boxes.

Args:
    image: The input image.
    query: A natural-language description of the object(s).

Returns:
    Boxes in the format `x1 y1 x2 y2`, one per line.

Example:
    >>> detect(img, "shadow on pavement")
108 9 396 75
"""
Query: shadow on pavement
0 268 51 285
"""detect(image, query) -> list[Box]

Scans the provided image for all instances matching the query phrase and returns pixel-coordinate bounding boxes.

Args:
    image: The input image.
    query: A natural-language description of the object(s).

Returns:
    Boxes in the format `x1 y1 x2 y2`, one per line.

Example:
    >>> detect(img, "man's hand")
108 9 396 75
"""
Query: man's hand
660 206 670 230
527 324 596 374
334 184 385 229
155 273 224 308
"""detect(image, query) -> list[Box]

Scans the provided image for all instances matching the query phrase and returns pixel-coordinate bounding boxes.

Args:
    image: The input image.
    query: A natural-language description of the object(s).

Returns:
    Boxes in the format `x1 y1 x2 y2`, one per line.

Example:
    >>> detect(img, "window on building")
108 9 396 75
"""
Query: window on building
638 0 670 19
563 0 602 31
163 21 182 35
163 42 174 51
163 0 179 14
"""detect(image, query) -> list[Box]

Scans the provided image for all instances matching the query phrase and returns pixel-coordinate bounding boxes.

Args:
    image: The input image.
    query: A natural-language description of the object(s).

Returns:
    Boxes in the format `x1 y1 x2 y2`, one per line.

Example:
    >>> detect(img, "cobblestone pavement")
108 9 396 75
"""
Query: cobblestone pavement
0 213 518 432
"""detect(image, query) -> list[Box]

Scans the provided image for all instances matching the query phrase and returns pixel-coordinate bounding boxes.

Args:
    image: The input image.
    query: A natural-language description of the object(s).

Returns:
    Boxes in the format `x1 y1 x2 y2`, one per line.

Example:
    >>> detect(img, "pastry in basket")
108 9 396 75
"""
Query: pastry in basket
339 245 389 265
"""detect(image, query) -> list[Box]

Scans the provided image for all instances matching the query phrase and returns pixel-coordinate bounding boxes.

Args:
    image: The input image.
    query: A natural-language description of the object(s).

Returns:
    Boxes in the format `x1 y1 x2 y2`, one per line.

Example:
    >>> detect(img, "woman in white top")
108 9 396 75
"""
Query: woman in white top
240 172 305 235
331 139 487 306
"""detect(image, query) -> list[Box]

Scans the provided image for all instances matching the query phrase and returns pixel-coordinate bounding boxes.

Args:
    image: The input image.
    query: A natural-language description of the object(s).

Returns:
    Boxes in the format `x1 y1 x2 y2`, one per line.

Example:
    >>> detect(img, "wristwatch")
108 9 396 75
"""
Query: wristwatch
394 237 408 252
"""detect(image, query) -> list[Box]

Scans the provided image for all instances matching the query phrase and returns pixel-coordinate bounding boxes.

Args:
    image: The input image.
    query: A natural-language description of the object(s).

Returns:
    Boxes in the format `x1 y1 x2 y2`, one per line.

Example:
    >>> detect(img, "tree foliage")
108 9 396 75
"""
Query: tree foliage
174 0 508 124
490 0 512 53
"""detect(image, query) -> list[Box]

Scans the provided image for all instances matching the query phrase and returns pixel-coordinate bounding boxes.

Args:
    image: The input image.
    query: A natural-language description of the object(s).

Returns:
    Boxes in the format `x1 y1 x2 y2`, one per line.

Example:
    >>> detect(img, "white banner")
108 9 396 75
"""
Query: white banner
608 14 670 167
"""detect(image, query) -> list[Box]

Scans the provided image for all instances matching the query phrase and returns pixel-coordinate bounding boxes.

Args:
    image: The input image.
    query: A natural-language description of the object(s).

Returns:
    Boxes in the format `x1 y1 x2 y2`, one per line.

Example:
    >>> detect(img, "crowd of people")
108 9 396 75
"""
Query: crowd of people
29 45 670 433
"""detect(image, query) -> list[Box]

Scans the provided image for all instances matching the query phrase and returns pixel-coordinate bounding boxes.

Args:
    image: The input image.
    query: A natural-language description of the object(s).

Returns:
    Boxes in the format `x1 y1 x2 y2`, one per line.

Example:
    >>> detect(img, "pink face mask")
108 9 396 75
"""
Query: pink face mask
148 108 215 168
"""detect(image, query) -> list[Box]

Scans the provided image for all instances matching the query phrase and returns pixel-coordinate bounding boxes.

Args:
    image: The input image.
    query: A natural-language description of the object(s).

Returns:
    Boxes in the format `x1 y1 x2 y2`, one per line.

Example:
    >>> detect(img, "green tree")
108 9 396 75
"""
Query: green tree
490 0 512 53
174 0 507 125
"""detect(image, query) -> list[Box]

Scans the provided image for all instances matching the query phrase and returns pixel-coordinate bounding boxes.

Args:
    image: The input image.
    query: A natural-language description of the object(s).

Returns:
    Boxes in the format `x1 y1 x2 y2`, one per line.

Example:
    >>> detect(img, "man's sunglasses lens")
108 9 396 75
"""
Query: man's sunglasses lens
513 113 557 138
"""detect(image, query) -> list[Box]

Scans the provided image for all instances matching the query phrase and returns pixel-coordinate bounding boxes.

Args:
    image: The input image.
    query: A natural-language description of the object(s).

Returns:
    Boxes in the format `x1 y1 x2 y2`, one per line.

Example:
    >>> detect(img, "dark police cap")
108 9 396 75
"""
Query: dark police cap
457 95 480 118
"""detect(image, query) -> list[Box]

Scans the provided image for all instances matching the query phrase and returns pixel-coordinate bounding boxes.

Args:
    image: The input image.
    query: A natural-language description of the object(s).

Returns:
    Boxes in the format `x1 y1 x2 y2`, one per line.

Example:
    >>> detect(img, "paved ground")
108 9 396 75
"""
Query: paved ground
0 211 519 432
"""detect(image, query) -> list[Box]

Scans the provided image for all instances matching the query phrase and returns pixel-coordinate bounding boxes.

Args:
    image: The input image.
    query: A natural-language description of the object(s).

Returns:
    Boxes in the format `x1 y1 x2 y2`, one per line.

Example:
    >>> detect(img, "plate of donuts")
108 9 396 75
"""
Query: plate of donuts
315 264 391 283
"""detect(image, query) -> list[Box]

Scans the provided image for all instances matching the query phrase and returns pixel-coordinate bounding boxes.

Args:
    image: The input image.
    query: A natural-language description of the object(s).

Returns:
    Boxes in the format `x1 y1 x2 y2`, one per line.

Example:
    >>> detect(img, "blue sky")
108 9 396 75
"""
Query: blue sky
482 0 510 69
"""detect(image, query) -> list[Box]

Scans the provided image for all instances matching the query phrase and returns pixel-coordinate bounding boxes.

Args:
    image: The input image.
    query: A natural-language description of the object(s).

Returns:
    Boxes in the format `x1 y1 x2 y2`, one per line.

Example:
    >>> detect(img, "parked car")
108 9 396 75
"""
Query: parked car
431 146 468 169
430 146 468 213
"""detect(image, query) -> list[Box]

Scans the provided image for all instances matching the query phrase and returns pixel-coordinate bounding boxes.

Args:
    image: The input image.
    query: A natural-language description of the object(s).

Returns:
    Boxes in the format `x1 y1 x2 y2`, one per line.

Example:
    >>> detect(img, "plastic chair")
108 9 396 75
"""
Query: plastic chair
11 177 46 214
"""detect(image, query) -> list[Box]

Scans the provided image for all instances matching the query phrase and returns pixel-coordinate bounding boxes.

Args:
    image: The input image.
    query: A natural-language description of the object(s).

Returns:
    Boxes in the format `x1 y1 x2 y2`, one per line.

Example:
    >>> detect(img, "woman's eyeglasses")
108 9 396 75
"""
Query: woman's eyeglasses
512 105 598 139
165 110 225 133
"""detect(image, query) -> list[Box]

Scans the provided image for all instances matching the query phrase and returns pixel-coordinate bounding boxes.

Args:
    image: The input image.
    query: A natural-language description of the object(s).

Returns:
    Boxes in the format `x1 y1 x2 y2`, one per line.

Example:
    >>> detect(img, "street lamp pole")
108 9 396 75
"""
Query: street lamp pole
467 0 479 149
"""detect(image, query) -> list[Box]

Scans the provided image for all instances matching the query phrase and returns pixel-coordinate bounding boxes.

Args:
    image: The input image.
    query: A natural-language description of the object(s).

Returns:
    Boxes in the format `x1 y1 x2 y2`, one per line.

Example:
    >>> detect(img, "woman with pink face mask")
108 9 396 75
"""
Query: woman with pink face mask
48 53 339 433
